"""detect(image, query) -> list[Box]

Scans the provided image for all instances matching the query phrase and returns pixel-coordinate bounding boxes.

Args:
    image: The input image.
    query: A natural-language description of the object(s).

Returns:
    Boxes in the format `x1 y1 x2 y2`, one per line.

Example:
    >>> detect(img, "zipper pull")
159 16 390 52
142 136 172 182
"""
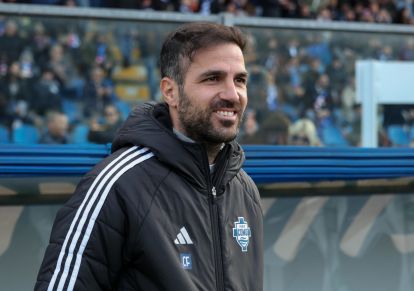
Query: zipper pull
212 186 217 199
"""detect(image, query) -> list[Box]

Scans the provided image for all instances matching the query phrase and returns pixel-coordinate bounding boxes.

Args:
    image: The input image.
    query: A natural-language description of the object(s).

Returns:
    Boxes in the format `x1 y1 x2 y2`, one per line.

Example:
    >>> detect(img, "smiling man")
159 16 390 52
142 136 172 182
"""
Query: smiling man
35 22 263 291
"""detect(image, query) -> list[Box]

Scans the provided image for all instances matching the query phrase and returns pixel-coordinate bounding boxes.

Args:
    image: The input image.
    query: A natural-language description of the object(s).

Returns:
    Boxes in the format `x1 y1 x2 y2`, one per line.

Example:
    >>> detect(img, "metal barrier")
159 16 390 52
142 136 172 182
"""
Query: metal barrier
1 144 414 204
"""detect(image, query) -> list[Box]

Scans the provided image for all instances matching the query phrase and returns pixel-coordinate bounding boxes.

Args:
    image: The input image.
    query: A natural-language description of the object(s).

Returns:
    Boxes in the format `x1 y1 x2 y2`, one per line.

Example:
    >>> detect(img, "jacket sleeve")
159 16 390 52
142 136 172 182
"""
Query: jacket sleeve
34 172 129 291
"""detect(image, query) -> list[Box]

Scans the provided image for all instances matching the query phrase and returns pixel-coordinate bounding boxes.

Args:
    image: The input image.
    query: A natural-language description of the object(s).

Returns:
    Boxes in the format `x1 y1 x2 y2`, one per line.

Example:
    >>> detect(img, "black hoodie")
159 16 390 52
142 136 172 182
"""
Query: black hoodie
35 102 263 291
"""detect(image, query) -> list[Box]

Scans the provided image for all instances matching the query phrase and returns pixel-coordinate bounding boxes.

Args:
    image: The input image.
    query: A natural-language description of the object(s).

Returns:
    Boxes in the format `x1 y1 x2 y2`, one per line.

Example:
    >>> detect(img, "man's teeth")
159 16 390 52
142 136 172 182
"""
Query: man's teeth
217 111 235 117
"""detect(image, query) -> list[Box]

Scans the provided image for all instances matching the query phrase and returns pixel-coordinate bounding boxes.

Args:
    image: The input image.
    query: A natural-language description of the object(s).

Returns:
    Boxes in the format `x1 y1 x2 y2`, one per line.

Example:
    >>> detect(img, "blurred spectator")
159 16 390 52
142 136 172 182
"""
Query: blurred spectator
111 0 169 10
87 104 123 144
39 111 69 144
0 91 8 126
288 118 322 146
32 65 62 116
302 57 324 97
343 104 361 146
238 108 260 144
299 3 314 19
279 0 301 18
305 73 333 118
341 76 356 124
179 0 200 13
79 30 117 74
261 0 281 17
326 0 340 20
317 6 333 21
198 0 225 15
47 43 84 99
29 21 52 67
9 100 41 132
262 36 281 75
398 37 414 60
32 0 62 4
394 7 413 24
340 3 357 21
82 65 117 117
0 61 32 120
376 8 392 23
254 110 291 144
326 57 347 93
0 19 26 64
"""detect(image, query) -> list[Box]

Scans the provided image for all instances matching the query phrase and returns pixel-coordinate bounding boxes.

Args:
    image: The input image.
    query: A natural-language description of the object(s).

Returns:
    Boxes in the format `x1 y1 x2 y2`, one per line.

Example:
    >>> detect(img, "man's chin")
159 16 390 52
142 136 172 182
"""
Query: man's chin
210 128 238 143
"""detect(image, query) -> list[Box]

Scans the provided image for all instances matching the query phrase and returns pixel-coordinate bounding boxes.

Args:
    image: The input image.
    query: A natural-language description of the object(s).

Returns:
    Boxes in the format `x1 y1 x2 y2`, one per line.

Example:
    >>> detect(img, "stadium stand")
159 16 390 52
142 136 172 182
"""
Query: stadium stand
0 3 413 147
1 4 414 291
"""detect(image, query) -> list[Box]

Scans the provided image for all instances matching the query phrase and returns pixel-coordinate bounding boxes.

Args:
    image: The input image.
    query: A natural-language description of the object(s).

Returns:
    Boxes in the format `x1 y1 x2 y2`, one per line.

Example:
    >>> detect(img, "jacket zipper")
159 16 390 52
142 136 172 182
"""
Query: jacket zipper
208 148 229 291
203 147 226 291
210 185 225 291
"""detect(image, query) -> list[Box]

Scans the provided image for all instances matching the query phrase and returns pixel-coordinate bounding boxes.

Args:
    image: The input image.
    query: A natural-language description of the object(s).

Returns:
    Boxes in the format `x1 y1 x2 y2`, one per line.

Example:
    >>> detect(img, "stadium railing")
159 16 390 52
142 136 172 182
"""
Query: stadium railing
1 144 414 205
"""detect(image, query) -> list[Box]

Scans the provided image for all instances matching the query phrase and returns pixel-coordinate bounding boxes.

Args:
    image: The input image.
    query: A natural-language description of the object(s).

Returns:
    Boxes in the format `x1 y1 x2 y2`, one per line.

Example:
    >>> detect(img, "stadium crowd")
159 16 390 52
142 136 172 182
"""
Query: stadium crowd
1 0 413 25
0 1 414 147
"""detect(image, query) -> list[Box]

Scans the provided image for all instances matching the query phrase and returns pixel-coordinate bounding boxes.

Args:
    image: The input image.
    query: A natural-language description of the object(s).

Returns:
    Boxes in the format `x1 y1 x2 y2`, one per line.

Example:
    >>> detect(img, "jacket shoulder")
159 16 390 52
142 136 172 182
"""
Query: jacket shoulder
235 169 262 210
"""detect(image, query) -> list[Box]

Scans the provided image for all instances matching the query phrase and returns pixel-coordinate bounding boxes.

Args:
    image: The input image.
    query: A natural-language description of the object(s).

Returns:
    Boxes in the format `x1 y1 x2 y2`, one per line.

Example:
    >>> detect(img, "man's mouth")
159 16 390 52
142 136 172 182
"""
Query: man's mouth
216 110 236 117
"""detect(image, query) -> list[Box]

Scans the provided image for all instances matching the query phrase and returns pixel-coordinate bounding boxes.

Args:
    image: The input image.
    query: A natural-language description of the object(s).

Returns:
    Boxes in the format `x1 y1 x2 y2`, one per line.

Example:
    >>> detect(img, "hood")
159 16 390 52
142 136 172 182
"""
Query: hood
111 102 245 192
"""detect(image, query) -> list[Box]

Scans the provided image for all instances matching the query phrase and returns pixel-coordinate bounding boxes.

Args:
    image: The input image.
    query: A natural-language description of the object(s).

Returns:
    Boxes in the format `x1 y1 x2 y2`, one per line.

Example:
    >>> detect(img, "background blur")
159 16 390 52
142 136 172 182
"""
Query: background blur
1 1 414 290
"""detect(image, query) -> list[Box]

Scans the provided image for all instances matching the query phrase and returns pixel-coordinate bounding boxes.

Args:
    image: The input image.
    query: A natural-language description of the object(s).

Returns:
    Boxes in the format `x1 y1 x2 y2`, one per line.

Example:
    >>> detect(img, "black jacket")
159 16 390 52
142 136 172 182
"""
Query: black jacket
35 102 263 291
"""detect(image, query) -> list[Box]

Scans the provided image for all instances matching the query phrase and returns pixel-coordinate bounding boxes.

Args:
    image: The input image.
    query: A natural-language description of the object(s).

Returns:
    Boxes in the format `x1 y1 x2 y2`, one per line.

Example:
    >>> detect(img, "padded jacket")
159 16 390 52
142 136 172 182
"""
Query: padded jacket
35 102 263 291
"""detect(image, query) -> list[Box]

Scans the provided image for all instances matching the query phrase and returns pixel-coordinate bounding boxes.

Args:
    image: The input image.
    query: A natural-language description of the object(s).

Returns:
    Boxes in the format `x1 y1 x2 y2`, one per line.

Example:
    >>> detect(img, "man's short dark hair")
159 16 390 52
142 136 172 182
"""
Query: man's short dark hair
160 22 246 87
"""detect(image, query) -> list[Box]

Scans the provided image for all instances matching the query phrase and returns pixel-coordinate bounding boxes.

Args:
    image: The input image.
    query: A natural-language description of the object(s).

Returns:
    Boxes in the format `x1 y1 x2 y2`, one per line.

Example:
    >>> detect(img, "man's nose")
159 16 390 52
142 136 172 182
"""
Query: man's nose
220 79 240 101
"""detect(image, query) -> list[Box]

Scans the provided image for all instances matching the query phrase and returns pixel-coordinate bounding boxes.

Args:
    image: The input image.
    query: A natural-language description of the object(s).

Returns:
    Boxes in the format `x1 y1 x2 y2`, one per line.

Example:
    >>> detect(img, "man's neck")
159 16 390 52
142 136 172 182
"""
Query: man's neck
173 128 224 164
204 142 225 165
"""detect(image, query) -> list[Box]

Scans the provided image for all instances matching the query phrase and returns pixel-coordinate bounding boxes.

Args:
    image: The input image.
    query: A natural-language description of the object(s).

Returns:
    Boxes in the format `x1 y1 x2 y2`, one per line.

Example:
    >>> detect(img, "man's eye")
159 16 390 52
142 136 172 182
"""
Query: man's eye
236 77 247 84
205 76 219 82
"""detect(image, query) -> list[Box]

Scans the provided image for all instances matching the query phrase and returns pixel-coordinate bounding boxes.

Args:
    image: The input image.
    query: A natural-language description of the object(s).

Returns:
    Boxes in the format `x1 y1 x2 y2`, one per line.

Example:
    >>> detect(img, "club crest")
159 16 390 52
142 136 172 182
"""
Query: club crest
232 217 251 252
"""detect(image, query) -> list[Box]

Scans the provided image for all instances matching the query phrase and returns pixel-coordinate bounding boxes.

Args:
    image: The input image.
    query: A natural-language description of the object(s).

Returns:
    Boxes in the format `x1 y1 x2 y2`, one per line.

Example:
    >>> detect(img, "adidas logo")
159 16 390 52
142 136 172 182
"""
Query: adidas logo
174 227 193 245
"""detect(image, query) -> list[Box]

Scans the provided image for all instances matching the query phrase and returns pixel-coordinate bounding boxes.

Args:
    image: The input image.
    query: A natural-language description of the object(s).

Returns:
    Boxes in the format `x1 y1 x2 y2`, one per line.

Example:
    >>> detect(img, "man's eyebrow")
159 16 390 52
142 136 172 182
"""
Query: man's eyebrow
199 70 249 78
236 71 249 78
199 70 225 78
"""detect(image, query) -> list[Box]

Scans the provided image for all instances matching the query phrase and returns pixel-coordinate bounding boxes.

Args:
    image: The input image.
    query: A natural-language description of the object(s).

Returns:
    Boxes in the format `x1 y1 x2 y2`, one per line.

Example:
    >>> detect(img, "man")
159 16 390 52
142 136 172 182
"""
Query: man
87 104 124 144
39 111 69 144
35 22 263 291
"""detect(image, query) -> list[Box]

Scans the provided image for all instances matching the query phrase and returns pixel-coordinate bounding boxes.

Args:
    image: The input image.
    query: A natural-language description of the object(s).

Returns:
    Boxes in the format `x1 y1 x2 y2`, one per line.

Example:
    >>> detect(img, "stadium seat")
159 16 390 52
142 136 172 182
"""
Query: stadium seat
410 126 414 140
0 125 10 143
321 124 349 147
70 124 90 144
387 125 410 147
62 98 82 124
115 100 132 120
12 124 39 144
112 64 150 102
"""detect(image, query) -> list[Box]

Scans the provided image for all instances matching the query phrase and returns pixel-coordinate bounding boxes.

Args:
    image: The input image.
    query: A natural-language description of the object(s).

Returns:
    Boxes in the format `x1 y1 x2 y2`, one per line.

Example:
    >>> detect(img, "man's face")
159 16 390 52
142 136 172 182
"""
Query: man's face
173 43 248 144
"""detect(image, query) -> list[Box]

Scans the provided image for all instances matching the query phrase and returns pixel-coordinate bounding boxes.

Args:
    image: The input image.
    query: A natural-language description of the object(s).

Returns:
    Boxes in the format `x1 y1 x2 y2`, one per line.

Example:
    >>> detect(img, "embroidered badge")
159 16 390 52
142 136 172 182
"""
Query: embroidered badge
180 253 192 269
232 217 251 252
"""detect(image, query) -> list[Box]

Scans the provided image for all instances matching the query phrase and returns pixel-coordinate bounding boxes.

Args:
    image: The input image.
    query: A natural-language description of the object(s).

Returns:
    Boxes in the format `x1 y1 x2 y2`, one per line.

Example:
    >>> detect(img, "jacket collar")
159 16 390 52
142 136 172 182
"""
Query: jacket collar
111 102 245 192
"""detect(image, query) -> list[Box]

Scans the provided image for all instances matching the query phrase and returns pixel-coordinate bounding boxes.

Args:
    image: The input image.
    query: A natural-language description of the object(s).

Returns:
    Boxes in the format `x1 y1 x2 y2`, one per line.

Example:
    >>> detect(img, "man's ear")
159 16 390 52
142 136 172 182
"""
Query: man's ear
160 77 178 108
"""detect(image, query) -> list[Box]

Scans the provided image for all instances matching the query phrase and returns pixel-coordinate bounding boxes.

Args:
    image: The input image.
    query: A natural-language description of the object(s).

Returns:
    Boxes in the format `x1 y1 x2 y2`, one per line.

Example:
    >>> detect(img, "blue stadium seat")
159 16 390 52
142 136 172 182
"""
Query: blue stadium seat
115 100 131 120
12 124 39 144
62 98 82 124
410 126 414 140
387 125 410 147
70 124 90 144
321 124 349 147
0 125 10 143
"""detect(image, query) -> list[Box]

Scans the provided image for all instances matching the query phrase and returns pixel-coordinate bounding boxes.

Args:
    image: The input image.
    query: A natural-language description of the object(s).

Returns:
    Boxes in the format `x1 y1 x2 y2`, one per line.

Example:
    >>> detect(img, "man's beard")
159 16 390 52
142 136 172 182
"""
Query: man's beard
177 90 244 144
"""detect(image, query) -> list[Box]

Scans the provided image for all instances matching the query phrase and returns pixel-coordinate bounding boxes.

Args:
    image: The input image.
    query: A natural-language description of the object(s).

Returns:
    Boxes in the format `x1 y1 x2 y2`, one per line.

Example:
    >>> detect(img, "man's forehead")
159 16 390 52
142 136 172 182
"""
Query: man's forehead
189 45 246 69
